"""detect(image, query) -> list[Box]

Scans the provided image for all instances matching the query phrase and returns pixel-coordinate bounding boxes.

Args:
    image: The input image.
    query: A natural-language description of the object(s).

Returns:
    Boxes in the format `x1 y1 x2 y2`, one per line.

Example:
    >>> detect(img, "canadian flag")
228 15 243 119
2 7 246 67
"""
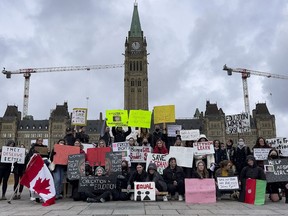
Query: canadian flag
20 154 56 206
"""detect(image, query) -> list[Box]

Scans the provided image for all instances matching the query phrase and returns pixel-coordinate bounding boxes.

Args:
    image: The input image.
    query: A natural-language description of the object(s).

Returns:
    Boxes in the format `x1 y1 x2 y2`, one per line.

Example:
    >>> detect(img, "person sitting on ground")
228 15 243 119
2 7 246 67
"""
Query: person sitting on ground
192 160 210 179
146 162 168 201
163 157 185 201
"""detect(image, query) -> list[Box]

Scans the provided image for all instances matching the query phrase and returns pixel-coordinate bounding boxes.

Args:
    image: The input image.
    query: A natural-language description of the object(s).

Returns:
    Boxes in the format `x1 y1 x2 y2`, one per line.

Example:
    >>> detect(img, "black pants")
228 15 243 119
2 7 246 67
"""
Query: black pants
0 167 10 196
167 181 185 196
13 173 24 194
96 190 129 202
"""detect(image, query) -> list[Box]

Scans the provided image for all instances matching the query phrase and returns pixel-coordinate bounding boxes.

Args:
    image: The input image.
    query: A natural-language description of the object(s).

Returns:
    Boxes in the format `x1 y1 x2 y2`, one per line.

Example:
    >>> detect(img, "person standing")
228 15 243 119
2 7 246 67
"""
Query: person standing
76 126 90 143
112 126 132 142
234 138 251 175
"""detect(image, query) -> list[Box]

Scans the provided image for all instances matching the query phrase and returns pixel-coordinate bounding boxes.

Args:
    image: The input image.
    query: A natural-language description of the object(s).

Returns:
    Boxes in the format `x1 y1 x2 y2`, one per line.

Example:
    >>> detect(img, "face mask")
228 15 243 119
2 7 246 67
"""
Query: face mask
143 142 148 145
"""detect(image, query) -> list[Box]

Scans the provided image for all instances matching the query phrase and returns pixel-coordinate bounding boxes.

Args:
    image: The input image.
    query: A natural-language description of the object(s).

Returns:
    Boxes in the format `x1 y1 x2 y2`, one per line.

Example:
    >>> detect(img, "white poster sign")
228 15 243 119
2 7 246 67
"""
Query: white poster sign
167 125 182 137
193 141 214 156
225 113 251 134
217 177 239 190
146 153 169 175
169 146 194 168
134 182 156 201
130 146 151 163
112 142 130 152
82 143 96 153
1 146 26 164
71 108 88 126
180 129 200 141
253 148 271 160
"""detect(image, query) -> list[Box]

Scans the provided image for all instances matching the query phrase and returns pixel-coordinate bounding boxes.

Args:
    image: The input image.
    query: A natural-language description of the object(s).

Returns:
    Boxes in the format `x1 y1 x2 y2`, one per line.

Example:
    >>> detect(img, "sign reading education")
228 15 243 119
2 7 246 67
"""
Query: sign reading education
169 146 194 168
146 153 169 175
106 110 128 127
71 108 88 126
180 129 200 141
1 146 26 164
78 175 117 193
153 105 175 124
134 182 156 201
217 177 239 190
264 158 288 183
253 148 270 160
225 112 251 134
128 110 152 128
193 141 214 155
67 154 85 180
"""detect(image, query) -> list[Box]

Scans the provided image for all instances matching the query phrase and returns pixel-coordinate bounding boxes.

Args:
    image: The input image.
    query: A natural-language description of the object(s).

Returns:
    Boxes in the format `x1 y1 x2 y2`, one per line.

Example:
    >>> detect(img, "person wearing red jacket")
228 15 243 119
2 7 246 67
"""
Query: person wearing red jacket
153 139 168 154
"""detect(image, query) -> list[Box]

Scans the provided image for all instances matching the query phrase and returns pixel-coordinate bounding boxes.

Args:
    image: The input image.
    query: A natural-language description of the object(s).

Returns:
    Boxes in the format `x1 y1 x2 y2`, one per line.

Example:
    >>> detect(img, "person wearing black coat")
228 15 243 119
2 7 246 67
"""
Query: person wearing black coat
238 155 266 202
234 138 251 175
112 126 132 142
163 157 185 201
146 163 167 195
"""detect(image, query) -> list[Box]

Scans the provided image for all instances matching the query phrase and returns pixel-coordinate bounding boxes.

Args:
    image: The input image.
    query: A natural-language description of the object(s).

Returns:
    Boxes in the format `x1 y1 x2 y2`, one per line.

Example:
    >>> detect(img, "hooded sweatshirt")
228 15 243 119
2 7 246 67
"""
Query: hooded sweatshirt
239 155 266 181
146 163 167 191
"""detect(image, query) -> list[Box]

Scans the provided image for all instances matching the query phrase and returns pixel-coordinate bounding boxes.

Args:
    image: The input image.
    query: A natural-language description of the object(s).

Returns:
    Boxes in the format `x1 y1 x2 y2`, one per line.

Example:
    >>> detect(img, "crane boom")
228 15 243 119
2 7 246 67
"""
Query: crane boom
2 63 124 118
223 64 288 114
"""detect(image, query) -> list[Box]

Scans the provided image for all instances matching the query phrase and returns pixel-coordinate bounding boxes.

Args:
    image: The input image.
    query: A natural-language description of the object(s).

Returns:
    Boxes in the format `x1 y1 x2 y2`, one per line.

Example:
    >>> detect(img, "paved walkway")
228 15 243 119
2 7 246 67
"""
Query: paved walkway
1 188 288 216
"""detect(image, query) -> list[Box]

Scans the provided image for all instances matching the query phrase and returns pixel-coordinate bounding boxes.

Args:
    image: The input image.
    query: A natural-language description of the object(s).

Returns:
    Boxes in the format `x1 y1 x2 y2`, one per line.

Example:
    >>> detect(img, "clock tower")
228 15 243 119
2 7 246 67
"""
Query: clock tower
124 3 148 111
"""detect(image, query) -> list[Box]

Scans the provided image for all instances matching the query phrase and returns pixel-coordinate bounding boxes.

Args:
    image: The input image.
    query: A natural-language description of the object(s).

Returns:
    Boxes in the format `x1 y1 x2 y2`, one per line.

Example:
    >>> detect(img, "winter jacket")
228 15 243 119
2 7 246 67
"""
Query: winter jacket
163 165 185 185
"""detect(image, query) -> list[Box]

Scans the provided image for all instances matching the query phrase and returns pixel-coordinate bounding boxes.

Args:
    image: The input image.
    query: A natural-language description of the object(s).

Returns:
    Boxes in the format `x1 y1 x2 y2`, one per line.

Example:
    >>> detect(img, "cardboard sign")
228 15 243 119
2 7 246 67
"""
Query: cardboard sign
168 146 194 168
105 152 122 176
264 159 288 183
53 144 80 165
146 153 169 175
112 142 130 152
67 154 85 180
217 177 239 190
193 141 214 155
71 108 88 126
180 129 200 141
153 105 175 124
253 148 270 160
185 179 216 204
128 110 152 128
106 110 128 127
34 146 49 156
130 146 151 163
225 113 251 134
134 182 156 201
167 125 182 137
87 147 111 167
78 175 117 193
1 146 26 164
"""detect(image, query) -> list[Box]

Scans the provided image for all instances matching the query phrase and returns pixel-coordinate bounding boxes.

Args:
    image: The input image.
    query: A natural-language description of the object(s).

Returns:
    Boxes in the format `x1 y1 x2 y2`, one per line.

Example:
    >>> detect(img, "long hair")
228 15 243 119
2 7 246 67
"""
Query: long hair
196 160 209 178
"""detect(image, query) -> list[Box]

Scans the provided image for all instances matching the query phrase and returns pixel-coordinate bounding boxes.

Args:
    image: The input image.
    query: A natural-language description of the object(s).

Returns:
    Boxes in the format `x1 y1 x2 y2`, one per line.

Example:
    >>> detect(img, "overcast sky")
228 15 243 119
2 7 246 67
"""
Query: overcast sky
0 0 287 137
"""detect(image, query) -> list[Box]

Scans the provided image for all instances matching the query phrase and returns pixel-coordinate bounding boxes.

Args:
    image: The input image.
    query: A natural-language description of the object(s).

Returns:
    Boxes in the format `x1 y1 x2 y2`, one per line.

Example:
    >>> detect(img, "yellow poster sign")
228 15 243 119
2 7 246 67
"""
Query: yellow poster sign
128 110 152 128
71 108 88 126
154 105 175 124
106 110 129 127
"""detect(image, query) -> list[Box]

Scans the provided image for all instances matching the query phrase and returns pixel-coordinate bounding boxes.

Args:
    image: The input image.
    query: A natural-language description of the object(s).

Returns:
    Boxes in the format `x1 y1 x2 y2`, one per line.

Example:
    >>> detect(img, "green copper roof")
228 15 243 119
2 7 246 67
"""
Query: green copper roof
130 3 142 37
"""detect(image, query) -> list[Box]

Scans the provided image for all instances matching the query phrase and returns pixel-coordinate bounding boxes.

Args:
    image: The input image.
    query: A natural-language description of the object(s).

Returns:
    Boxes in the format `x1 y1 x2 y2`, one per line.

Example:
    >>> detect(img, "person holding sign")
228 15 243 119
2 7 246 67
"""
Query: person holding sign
112 126 132 142
252 137 271 169
0 140 16 200
163 157 185 201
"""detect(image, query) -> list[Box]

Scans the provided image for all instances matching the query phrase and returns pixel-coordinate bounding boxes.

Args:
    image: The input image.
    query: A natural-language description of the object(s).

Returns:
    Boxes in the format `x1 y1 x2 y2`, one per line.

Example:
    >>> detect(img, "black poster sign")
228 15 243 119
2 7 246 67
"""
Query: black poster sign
264 158 288 183
67 154 85 180
105 152 122 176
78 175 117 193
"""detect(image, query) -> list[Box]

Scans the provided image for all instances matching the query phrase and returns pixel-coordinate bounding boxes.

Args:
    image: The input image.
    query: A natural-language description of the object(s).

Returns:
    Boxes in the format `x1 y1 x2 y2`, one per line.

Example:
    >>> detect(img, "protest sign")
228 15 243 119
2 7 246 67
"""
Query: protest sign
53 144 80 165
87 147 111 167
167 125 182 137
82 143 95 153
1 146 26 164
130 146 151 163
168 146 194 168
225 113 251 134
105 152 122 176
134 182 156 201
264 159 288 183
67 154 85 180
253 148 270 160
217 177 239 190
128 110 152 128
106 110 128 127
78 175 117 193
277 144 288 157
185 179 216 204
180 129 200 141
34 146 49 156
71 108 88 126
153 105 175 124
146 153 169 175
112 142 130 152
193 141 214 155
266 137 288 147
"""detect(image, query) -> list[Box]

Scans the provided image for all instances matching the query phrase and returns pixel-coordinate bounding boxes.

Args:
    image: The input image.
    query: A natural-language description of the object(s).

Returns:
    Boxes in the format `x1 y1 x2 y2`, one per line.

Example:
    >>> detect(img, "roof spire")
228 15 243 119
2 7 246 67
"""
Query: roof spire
129 2 142 37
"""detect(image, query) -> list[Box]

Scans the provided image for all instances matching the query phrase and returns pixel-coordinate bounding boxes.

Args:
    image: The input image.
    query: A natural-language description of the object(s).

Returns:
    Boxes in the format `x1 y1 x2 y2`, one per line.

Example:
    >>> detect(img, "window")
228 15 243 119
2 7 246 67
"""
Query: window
131 88 135 93
131 79 135 86
137 80 141 86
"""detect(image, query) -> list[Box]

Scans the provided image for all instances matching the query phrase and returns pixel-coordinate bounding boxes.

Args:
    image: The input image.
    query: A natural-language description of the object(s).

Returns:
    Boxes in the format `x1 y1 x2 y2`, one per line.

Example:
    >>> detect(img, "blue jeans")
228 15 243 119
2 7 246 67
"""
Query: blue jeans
53 165 65 197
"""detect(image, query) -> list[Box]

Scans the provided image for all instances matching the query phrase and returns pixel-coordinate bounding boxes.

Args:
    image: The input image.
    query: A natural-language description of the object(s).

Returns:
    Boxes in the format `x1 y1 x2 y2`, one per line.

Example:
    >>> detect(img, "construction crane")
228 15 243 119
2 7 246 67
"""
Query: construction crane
223 64 288 114
2 64 124 118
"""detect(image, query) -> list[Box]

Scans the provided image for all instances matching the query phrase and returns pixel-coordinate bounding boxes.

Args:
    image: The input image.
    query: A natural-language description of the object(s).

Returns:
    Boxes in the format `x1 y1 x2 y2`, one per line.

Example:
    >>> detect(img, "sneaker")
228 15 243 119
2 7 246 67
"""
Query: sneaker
30 197 36 201
99 198 105 203
163 196 168 202
170 195 175 201
178 195 183 201
130 193 134 201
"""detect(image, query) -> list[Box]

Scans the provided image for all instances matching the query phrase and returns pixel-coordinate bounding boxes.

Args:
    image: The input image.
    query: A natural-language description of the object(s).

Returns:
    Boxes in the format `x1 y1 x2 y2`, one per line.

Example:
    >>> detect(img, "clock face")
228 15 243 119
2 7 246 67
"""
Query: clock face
132 42 140 50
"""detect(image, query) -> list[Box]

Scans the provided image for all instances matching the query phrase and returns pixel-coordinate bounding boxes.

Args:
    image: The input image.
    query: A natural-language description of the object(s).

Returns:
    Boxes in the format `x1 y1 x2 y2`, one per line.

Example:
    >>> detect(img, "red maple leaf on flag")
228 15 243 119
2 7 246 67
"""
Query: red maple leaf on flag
33 177 51 195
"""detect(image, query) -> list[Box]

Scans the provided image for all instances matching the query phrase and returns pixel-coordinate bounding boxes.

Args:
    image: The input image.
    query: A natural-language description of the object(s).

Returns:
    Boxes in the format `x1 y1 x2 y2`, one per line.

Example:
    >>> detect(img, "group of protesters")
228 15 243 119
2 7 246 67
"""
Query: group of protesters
0 124 287 205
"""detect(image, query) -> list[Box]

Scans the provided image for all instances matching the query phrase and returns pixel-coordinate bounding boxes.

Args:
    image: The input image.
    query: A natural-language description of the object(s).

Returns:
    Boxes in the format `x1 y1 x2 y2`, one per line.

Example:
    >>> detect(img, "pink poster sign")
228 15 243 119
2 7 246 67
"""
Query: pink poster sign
185 178 216 204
